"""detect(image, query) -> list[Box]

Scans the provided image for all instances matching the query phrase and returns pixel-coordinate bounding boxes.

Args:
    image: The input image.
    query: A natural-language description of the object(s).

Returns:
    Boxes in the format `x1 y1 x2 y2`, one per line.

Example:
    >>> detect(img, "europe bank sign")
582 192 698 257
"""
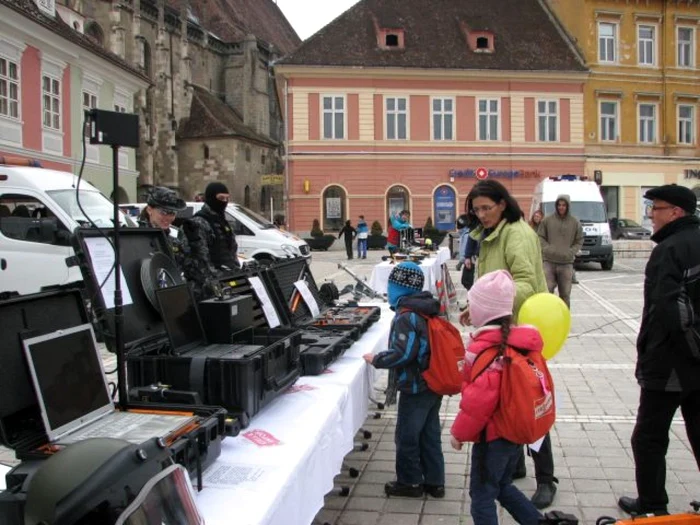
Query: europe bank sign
449 169 542 179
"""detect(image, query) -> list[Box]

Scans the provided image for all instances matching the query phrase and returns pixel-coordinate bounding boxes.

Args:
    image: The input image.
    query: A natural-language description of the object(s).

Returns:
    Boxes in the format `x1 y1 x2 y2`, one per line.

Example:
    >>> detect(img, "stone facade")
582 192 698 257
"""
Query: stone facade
58 0 294 214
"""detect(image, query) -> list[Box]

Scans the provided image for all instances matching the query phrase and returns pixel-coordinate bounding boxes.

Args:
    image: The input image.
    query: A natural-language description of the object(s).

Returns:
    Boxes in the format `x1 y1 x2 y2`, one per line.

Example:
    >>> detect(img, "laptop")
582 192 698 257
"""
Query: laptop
22 323 198 445
156 285 262 358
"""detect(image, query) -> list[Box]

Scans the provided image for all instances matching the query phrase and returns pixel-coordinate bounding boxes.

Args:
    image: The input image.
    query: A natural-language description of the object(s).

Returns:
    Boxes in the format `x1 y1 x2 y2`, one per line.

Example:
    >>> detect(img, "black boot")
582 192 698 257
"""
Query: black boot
531 481 557 509
384 481 423 498
618 496 668 516
424 484 445 498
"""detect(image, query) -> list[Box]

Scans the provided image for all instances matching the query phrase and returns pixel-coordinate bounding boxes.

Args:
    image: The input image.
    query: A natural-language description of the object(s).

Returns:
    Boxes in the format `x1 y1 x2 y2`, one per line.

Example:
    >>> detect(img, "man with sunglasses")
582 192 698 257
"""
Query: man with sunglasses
618 184 700 517
139 186 189 269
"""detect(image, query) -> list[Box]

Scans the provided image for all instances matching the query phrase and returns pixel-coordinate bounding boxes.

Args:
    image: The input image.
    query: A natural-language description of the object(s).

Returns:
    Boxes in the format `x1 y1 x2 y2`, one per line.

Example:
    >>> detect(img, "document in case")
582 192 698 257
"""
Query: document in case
294 280 320 317
83 236 133 309
248 276 281 328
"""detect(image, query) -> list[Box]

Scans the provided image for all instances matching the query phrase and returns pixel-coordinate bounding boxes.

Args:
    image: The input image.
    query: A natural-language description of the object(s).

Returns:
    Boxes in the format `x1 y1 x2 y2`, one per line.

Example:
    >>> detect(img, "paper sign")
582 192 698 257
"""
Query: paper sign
294 280 320 317
203 463 271 488
242 429 281 447
248 276 281 328
83 236 133 309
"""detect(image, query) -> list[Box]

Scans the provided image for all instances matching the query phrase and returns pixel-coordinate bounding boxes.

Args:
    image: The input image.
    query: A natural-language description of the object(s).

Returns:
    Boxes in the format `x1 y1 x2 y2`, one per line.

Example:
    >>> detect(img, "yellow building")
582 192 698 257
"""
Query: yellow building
547 0 700 227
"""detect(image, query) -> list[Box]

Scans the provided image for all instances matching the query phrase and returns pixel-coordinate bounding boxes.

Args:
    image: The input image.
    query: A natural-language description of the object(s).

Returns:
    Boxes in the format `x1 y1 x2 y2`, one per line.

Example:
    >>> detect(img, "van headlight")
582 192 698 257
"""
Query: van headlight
601 234 612 246
281 244 299 257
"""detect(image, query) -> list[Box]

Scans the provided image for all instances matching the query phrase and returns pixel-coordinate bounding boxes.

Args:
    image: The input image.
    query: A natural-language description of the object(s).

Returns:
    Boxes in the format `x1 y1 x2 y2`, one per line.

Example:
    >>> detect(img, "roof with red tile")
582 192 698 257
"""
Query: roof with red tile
279 0 586 72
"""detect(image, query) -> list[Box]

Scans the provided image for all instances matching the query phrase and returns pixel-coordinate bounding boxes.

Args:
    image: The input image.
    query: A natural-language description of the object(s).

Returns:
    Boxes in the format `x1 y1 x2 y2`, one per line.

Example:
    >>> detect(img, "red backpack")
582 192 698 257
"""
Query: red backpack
403 310 465 395
471 345 556 444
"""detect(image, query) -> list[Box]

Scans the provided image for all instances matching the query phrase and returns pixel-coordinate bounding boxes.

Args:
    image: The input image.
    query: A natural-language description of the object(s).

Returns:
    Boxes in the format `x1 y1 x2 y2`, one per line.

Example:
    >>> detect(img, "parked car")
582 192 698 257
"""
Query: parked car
609 218 651 240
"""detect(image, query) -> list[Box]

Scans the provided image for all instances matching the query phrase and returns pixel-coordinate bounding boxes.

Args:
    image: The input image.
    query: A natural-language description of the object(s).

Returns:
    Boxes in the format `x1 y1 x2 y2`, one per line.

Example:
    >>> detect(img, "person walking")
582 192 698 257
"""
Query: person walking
458 180 557 509
356 215 369 259
338 219 357 260
455 213 479 290
528 209 543 230
451 270 544 525
618 184 700 517
387 210 411 255
363 261 446 499
537 195 583 309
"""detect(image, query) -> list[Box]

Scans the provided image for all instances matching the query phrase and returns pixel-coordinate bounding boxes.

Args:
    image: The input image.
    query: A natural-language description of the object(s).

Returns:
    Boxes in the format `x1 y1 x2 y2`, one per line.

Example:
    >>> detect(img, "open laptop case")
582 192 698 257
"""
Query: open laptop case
21 324 197 445
156 284 262 359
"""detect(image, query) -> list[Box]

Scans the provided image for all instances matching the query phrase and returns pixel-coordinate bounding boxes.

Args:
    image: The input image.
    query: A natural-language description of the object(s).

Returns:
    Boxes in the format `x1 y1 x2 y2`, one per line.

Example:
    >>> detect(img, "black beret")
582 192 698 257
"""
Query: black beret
644 184 697 214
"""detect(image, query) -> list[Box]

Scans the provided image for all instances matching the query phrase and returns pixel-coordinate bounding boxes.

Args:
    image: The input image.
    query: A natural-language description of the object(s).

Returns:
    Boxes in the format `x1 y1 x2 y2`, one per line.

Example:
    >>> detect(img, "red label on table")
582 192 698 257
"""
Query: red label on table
285 384 318 394
242 429 281 446
321 368 335 374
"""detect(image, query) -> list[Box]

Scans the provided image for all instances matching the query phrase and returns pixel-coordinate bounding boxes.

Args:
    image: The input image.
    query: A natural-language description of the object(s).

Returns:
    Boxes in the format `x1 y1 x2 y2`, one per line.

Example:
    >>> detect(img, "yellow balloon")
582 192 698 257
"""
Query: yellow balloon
517 293 571 360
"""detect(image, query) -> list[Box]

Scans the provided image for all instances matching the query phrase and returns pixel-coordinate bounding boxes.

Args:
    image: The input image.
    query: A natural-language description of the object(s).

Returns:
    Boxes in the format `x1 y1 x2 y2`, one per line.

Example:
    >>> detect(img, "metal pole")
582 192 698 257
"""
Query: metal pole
112 145 128 408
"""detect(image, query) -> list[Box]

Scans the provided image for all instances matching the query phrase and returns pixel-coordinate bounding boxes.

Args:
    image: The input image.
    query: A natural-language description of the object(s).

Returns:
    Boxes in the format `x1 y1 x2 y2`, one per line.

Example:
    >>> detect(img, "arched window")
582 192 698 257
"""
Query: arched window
322 185 346 231
203 145 209 159
85 21 105 47
260 185 269 212
244 185 251 208
141 40 152 77
386 185 410 222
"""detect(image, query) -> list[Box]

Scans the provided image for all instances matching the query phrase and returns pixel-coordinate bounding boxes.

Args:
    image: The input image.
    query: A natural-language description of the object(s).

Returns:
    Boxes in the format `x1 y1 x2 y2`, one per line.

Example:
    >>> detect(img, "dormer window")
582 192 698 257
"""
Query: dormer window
476 37 489 50
386 33 399 47
376 28 405 50
460 23 495 54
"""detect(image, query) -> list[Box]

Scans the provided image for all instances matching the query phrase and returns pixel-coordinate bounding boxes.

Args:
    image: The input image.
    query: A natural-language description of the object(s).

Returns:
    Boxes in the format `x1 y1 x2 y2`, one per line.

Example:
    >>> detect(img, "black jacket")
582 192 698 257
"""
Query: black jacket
372 291 440 394
190 204 240 270
637 215 700 392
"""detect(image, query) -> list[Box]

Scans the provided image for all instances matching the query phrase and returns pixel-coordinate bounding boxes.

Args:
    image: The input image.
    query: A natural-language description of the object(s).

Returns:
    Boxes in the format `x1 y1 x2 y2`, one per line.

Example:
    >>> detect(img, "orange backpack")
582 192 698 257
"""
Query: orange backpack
471 344 556 444
404 310 465 395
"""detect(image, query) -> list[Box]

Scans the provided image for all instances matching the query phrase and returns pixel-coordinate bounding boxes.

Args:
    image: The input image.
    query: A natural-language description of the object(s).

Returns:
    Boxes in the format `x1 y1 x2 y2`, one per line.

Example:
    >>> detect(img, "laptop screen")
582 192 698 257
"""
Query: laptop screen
156 285 204 353
22 324 114 441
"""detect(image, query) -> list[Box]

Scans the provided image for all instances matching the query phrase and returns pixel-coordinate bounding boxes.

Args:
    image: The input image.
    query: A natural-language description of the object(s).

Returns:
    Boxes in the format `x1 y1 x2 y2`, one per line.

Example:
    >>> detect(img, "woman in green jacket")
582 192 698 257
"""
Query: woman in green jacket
459 179 556 510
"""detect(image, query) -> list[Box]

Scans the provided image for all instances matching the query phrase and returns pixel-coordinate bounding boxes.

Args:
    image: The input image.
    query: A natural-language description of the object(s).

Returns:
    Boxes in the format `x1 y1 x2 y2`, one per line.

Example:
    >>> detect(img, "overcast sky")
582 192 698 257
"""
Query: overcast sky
275 0 360 40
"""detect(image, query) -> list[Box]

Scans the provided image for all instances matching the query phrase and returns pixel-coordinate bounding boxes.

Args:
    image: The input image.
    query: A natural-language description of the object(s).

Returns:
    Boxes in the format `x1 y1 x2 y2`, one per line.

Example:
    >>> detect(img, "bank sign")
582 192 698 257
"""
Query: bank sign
434 185 456 231
450 169 542 179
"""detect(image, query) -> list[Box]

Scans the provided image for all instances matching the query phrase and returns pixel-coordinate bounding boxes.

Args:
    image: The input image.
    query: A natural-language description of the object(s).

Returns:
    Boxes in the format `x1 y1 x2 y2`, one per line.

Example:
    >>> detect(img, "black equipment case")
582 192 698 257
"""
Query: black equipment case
72 228 301 425
261 257 382 341
0 286 226 485
208 269 354 376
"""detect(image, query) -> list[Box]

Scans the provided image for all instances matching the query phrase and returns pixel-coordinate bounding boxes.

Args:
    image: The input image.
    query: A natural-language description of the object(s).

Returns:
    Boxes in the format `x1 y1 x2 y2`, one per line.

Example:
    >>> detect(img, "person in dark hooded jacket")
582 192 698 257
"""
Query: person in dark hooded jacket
537 194 583 308
618 184 700 517
187 182 240 273
363 261 445 499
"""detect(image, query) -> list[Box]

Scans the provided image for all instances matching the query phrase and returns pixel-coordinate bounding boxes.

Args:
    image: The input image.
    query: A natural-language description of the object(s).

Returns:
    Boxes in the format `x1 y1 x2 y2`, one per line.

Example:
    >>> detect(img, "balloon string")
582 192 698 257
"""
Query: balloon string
568 316 642 338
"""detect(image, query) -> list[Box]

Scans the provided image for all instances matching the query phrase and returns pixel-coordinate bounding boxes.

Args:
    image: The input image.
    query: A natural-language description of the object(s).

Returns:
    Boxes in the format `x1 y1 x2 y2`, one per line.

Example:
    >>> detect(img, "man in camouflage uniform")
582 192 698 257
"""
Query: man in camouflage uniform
139 187 215 297
186 182 240 280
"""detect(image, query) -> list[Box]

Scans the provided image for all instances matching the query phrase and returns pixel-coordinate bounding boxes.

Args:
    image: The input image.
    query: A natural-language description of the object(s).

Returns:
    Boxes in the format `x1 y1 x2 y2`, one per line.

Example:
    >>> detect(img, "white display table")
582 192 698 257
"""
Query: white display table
196 304 392 525
368 246 451 295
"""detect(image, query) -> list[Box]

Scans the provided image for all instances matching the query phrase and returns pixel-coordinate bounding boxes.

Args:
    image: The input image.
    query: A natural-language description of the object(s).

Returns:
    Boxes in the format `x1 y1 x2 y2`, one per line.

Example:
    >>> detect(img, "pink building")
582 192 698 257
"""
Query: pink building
275 0 588 235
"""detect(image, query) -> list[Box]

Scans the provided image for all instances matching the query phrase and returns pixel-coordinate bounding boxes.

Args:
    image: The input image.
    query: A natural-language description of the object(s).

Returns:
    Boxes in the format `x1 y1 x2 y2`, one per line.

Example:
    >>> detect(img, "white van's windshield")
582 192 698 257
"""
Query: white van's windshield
543 201 607 223
233 205 275 230
47 189 133 227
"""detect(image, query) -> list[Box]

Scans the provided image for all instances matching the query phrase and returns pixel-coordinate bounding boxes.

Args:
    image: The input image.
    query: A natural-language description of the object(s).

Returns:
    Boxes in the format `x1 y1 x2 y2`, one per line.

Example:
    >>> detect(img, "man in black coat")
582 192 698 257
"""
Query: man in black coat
618 184 700 516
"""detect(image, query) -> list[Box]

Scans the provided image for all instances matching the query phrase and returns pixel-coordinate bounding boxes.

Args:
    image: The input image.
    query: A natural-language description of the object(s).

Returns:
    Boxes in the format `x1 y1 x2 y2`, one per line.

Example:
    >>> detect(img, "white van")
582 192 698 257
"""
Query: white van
0 162 133 295
121 202 311 266
530 175 614 270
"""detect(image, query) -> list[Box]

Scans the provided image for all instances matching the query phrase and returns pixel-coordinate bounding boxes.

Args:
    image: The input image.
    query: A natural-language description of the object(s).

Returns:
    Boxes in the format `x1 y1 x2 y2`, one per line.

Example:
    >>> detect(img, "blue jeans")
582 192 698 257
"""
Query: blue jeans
357 238 367 258
470 439 542 525
395 389 445 486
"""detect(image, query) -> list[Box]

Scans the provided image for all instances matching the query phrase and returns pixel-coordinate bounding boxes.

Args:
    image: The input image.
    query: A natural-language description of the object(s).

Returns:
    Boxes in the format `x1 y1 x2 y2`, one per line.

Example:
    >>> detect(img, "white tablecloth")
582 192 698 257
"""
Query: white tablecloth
368 246 451 295
196 304 392 525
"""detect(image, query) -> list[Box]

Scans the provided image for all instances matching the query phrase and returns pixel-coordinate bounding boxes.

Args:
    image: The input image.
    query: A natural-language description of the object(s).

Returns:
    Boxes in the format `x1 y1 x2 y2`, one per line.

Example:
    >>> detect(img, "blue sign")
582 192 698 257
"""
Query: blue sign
433 185 456 231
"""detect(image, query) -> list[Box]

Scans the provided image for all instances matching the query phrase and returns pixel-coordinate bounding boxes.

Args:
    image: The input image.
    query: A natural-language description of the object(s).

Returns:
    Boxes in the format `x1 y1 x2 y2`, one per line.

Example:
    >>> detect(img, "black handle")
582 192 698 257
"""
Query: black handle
0 258 6 270
265 368 298 392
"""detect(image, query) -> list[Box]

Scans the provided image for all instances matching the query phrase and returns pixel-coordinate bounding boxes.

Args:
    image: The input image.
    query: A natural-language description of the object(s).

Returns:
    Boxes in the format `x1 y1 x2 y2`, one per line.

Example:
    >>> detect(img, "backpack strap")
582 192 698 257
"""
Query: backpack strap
470 345 502 381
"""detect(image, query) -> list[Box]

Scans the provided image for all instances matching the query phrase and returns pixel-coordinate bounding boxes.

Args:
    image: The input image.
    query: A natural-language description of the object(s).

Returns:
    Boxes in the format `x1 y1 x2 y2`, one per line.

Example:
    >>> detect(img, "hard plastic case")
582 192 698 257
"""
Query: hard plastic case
0 286 226 482
71 228 301 423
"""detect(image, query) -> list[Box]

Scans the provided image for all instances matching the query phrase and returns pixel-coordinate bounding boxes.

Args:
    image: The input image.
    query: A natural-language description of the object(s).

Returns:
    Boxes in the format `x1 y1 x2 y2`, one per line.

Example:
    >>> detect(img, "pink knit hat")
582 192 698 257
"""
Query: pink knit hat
468 270 515 327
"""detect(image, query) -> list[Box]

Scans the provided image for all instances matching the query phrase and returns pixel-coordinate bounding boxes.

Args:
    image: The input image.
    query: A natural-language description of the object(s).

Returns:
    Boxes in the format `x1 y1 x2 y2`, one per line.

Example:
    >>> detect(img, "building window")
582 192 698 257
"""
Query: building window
638 25 655 66
42 75 61 130
639 103 656 144
599 22 617 63
82 90 96 138
387 185 409 220
244 185 251 208
600 101 618 142
323 185 346 231
322 95 345 140
678 27 694 68
537 100 558 142
432 97 454 141
386 97 407 140
478 99 499 141
114 103 126 113
678 105 695 145
0 57 19 119
386 34 399 47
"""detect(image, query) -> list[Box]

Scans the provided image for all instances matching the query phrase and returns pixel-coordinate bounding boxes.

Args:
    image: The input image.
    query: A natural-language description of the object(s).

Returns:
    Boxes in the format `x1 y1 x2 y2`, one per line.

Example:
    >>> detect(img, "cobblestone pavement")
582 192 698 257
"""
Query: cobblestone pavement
2 245 697 525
